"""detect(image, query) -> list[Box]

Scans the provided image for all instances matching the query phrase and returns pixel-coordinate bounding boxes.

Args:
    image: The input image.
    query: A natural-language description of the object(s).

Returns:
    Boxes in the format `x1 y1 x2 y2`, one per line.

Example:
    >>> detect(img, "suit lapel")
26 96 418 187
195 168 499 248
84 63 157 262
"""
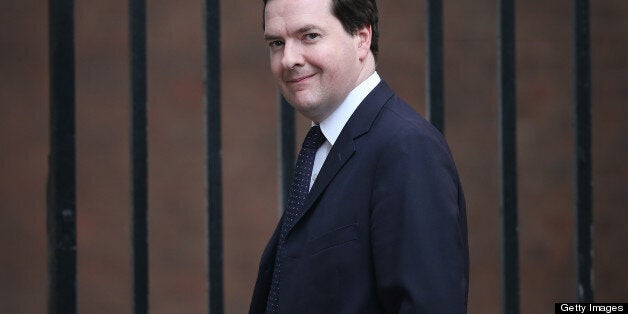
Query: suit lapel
285 81 395 236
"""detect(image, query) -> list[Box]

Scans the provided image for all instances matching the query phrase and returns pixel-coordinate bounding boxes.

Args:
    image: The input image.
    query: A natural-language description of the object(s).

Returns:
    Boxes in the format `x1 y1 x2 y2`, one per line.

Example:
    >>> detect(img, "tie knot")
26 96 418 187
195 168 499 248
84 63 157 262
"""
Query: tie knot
302 125 326 150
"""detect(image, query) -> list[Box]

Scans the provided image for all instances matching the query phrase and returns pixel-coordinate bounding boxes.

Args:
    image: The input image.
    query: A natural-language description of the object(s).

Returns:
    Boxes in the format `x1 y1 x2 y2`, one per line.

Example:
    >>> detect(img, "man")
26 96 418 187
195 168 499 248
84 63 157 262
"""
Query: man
250 0 469 312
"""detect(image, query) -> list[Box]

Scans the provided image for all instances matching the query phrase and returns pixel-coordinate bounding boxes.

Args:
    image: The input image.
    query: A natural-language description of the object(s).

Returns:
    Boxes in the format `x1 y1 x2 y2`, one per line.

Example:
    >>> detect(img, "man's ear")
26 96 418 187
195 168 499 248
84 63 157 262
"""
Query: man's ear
356 24 372 61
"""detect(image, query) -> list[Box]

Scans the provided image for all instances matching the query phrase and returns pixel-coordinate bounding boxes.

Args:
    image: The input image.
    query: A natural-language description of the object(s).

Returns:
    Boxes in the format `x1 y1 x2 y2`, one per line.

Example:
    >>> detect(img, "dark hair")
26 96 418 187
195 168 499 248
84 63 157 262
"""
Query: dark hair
263 0 379 59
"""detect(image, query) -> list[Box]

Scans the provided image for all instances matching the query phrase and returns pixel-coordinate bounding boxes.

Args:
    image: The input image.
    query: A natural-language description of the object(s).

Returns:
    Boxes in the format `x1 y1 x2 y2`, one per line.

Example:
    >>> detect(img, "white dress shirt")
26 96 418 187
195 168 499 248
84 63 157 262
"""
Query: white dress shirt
309 72 381 190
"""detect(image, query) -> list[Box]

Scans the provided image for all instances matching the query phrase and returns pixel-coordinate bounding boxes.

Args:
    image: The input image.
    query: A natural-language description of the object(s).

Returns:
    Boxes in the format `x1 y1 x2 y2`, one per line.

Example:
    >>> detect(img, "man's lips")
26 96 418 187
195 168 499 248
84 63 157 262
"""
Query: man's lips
286 73 316 84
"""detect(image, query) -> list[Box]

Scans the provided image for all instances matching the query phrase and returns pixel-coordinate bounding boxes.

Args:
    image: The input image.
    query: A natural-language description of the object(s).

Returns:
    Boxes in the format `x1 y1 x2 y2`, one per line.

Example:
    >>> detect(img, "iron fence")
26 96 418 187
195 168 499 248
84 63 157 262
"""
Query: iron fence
47 0 593 313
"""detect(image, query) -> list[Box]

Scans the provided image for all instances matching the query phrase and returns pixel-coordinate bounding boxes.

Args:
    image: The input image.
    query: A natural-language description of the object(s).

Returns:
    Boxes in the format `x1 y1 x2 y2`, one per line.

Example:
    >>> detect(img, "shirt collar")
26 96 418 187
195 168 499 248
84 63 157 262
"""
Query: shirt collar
316 71 381 145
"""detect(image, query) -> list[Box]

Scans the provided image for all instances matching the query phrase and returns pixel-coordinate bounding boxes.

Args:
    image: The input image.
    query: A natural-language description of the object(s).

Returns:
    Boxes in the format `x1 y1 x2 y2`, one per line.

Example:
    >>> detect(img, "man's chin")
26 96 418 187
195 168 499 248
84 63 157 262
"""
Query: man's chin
292 102 322 121
285 95 315 111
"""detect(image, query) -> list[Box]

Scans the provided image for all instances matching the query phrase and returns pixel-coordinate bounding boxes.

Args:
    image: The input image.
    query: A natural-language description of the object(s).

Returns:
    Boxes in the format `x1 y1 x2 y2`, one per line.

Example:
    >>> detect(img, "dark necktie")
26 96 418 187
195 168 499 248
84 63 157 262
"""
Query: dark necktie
266 125 326 313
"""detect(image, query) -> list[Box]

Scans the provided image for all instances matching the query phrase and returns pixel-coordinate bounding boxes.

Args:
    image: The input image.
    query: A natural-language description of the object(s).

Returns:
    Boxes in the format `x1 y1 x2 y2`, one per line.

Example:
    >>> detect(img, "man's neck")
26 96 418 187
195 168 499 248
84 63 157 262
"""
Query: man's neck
316 71 381 145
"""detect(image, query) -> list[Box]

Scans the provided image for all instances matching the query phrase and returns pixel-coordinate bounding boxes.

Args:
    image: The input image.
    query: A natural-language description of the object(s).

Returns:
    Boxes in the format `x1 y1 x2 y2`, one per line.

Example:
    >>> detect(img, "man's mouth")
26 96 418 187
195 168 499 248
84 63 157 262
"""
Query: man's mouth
286 73 316 84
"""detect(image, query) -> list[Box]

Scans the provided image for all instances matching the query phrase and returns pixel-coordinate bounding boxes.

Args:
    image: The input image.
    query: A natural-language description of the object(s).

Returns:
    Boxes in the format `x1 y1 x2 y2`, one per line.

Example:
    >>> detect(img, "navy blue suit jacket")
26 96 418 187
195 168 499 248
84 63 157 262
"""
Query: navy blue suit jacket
250 81 469 313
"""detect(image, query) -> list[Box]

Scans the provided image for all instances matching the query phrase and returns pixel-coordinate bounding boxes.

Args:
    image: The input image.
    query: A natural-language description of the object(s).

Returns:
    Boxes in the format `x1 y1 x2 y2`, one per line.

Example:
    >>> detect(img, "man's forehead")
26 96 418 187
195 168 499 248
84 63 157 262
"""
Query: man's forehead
265 0 333 21
264 0 335 33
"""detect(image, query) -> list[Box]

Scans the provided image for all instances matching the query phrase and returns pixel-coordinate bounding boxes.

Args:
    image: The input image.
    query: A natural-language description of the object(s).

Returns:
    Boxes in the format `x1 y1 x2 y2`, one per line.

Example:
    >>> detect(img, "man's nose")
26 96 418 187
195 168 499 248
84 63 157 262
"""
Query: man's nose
282 41 304 69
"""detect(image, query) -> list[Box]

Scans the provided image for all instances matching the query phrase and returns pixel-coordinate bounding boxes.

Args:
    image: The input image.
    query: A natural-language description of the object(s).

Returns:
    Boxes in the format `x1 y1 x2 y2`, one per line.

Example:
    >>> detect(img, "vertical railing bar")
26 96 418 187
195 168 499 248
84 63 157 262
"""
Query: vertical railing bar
47 0 77 313
204 0 224 312
425 0 445 133
498 0 519 313
278 95 295 215
130 0 148 312
573 0 593 303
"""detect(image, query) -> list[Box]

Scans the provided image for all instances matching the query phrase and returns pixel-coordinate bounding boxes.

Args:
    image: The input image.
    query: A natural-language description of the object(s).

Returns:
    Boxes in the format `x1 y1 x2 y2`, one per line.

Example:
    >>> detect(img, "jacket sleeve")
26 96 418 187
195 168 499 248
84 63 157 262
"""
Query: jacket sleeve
370 125 468 313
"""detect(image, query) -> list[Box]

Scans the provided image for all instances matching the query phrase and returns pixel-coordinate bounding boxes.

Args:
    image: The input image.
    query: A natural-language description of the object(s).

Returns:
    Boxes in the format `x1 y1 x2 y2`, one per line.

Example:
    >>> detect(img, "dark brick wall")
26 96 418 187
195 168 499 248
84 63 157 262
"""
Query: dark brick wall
0 0 626 313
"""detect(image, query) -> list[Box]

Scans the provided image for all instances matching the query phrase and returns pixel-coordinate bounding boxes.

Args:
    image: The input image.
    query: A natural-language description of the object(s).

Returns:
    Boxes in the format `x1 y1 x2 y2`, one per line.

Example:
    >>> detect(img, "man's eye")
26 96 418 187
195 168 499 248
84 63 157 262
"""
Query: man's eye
269 40 284 48
304 33 320 41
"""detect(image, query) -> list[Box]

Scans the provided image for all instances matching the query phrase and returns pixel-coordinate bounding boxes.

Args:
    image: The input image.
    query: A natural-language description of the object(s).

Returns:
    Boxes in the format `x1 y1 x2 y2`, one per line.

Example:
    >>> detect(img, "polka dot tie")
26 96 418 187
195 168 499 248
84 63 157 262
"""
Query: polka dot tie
266 125 326 313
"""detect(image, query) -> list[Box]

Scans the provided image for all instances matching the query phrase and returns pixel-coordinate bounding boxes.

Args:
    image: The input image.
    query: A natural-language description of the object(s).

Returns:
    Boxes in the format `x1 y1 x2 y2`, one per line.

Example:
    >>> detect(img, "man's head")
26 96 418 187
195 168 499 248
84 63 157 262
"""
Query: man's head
263 0 379 123
263 0 379 59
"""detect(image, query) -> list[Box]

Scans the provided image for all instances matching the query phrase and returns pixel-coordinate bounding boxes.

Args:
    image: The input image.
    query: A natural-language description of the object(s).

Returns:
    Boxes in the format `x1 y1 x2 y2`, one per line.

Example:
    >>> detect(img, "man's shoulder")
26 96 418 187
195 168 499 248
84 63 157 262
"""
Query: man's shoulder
350 81 447 149
364 91 454 161
377 93 440 139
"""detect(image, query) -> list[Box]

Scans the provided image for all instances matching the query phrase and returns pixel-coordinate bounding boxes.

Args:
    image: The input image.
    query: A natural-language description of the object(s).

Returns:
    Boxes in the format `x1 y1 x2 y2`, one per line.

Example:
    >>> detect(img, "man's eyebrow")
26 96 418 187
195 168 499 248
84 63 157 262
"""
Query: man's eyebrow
264 33 282 41
264 24 322 41
296 25 320 34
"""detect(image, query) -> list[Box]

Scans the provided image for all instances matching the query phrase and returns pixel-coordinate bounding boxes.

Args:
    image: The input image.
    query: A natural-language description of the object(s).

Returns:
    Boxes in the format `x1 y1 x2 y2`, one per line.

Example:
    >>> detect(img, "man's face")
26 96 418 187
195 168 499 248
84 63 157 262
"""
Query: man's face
264 0 369 123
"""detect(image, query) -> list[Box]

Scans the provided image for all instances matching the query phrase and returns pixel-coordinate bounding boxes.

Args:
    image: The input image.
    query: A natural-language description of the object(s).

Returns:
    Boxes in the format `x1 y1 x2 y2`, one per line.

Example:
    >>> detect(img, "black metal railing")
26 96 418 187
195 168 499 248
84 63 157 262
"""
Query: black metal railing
129 0 149 312
498 0 519 313
47 0 76 313
204 0 224 312
573 0 593 304
46 1 594 313
426 0 444 133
